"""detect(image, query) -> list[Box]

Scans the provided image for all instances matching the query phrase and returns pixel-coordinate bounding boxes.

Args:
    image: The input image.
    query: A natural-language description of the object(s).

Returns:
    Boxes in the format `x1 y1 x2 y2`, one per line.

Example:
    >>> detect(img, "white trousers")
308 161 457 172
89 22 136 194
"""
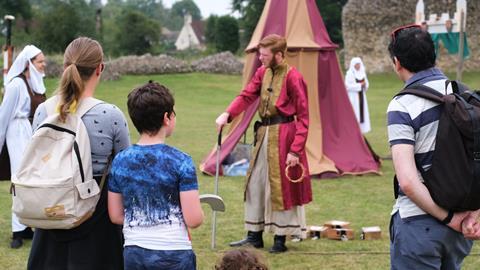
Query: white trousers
7 118 31 233
244 128 307 238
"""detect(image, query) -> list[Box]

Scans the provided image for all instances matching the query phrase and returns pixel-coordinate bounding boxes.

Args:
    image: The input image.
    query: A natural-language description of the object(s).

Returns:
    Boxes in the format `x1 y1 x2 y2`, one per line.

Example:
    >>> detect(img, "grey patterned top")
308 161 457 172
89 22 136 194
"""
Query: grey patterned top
33 101 131 176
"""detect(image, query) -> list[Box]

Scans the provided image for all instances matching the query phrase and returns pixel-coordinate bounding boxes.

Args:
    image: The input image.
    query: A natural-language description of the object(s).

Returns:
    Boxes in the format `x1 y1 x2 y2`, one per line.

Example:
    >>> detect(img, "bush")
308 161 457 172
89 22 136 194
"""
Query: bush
114 10 160 56
215 16 240 54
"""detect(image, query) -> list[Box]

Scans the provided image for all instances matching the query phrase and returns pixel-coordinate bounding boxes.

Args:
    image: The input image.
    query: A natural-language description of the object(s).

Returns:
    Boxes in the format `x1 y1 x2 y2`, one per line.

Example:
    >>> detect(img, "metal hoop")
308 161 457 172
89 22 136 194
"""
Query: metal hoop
285 163 305 183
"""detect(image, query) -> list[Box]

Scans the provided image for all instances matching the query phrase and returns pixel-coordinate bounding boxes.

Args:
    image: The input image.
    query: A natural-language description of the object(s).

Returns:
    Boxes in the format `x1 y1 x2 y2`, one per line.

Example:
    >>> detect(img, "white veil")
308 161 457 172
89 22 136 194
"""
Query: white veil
6 45 46 94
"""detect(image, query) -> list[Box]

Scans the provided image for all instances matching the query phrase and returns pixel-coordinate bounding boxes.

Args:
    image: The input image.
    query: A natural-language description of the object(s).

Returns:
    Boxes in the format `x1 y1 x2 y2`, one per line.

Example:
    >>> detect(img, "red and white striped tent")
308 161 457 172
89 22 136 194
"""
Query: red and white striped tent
200 0 380 177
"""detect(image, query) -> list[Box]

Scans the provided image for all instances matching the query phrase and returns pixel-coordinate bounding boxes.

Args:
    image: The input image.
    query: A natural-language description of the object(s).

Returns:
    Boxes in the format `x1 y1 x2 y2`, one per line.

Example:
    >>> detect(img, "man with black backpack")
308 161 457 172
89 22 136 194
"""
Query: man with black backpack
387 25 480 269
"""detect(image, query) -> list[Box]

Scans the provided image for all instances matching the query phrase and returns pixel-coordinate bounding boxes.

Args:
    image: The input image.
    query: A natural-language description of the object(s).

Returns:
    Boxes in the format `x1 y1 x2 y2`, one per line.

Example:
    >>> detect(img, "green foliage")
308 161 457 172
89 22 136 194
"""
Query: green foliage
33 0 96 53
114 10 160 56
215 15 240 53
232 0 265 48
205 15 218 45
101 0 126 55
316 0 348 46
162 12 184 32
124 0 166 21
161 0 202 31
171 0 202 20
0 0 32 20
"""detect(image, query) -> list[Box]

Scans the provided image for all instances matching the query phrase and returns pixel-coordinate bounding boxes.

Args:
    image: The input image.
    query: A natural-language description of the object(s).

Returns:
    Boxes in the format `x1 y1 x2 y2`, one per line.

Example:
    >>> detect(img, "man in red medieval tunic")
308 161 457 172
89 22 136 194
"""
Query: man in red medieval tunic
216 34 311 253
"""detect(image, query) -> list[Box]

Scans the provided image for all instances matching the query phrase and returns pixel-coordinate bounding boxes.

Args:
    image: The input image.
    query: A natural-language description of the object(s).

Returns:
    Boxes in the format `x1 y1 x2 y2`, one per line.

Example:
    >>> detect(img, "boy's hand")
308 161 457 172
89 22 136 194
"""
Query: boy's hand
216 112 230 132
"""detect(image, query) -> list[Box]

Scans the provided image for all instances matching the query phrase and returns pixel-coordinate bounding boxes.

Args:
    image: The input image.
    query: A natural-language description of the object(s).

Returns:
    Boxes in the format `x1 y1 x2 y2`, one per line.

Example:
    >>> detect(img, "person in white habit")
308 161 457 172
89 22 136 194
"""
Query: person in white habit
345 57 371 134
0 45 46 248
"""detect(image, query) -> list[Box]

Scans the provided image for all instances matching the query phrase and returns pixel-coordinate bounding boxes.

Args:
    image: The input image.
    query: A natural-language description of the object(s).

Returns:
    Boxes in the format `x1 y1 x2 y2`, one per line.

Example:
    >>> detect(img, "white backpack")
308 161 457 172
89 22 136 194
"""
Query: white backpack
12 96 104 229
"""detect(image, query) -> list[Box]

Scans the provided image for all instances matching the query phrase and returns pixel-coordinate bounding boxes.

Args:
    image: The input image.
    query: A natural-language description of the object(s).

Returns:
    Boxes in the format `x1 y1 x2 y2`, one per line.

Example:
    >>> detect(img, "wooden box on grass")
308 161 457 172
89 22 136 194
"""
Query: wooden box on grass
308 225 329 239
326 228 355 240
360 226 382 240
324 220 350 229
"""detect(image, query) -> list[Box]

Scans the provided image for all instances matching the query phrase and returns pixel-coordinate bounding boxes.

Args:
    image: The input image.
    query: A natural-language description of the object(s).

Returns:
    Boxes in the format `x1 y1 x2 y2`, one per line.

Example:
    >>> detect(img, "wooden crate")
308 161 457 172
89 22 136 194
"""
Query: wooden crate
326 228 355 240
324 220 350 229
308 225 329 239
361 226 382 240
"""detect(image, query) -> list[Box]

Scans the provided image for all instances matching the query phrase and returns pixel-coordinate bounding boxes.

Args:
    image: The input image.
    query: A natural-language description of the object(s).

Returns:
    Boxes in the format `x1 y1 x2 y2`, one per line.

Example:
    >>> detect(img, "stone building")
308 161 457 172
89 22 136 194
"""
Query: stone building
342 0 479 73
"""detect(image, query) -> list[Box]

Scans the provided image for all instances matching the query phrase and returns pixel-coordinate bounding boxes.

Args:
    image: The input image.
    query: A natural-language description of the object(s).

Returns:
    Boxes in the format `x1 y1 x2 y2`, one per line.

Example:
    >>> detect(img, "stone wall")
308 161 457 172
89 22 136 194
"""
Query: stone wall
191 52 243 75
343 0 480 73
44 52 243 80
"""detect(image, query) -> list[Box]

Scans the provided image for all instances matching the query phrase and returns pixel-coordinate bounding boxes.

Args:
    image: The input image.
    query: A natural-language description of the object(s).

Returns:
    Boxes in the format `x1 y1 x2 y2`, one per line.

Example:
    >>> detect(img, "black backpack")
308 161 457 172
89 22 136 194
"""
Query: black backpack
394 81 480 211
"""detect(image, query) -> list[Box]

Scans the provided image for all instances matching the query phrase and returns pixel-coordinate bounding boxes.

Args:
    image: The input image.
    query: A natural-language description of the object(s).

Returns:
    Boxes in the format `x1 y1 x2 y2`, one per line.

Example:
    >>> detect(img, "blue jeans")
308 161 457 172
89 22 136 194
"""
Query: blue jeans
124 245 196 270
390 212 472 270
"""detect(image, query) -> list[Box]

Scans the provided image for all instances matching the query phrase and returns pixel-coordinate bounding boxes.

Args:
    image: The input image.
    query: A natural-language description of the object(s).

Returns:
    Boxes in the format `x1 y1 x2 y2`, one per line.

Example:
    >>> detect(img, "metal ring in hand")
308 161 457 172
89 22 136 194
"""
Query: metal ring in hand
285 163 305 183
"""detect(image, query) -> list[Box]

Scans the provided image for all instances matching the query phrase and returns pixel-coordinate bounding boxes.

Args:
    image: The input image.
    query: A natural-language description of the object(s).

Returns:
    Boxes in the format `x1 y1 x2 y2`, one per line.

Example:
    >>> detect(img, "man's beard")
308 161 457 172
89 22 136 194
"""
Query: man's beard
268 57 278 68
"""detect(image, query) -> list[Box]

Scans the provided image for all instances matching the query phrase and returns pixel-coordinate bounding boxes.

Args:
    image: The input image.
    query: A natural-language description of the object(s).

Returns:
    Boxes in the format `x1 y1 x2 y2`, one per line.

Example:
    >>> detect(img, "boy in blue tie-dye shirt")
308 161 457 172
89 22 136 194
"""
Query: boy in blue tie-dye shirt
108 81 204 270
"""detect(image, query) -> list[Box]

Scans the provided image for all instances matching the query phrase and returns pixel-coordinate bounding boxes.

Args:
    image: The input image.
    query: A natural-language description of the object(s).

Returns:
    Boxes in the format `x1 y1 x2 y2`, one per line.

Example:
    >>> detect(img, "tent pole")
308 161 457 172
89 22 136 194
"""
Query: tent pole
211 129 222 249
2 15 15 95
456 10 465 81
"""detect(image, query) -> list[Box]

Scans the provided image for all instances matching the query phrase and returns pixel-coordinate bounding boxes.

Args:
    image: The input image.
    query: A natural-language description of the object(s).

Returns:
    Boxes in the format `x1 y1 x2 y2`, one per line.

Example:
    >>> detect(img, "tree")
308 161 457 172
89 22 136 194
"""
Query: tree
171 0 202 20
1 0 32 32
204 15 218 45
90 0 103 9
125 0 166 21
316 0 348 46
232 0 265 47
114 10 160 55
215 15 239 53
0 0 32 20
34 0 95 53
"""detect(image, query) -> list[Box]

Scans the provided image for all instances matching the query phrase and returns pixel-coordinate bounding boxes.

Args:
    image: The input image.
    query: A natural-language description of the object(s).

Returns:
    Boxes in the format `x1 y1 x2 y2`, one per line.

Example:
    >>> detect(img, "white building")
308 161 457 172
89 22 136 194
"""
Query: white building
175 13 205 51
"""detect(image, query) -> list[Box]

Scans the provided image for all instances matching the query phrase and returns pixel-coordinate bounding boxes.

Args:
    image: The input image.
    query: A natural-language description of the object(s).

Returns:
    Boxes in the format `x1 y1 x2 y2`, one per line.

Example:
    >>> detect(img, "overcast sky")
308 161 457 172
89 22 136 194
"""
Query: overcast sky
162 0 237 18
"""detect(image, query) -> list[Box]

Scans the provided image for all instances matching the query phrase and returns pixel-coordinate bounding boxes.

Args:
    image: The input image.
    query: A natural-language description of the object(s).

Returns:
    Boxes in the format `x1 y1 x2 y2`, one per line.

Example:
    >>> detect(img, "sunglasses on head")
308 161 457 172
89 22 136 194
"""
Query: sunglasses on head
390 24 422 42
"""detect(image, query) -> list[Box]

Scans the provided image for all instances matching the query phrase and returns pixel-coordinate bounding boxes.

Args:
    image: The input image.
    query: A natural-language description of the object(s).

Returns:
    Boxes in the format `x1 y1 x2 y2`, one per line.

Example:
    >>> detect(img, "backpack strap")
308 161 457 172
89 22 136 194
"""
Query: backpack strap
43 96 103 117
44 96 109 187
44 96 60 116
392 83 445 199
75 97 103 117
396 84 444 103
99 153 113 191
73 98 108 187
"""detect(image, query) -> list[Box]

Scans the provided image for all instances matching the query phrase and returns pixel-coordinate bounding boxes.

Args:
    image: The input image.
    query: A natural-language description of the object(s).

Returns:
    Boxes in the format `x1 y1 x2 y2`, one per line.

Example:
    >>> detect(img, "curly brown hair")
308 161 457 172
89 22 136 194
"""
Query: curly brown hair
215 248 268 270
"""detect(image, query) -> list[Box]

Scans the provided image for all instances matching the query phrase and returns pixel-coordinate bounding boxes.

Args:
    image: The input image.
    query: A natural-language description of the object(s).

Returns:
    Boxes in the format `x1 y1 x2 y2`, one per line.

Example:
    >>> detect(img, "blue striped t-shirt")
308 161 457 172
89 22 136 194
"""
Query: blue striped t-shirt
387 68 452 218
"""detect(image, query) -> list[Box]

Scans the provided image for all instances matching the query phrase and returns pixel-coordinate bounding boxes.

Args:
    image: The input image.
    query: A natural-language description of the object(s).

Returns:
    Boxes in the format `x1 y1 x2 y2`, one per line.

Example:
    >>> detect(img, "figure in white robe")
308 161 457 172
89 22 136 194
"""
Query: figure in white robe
0 45 46 248
345 57 371 134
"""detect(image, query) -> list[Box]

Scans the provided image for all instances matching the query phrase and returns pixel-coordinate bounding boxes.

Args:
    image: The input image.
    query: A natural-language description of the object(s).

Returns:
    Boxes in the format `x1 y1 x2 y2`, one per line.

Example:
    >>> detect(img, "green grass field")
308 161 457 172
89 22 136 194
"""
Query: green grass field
1 71 480 269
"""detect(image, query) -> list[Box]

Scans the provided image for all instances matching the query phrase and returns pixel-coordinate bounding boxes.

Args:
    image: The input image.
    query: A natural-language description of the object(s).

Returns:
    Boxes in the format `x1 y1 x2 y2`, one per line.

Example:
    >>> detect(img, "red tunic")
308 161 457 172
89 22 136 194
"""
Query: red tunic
226 63 312 210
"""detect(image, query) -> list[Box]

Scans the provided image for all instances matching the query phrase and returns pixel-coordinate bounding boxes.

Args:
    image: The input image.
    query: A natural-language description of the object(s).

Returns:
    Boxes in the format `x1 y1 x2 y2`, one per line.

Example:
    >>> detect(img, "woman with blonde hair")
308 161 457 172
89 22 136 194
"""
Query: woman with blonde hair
28 37 130 269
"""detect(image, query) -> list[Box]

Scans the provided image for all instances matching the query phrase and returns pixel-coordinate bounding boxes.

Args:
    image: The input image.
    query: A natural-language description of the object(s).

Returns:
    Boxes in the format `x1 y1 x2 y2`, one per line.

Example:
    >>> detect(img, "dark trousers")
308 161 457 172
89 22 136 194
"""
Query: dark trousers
124 245 196 270
28 177 123 270
390 212 472 270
